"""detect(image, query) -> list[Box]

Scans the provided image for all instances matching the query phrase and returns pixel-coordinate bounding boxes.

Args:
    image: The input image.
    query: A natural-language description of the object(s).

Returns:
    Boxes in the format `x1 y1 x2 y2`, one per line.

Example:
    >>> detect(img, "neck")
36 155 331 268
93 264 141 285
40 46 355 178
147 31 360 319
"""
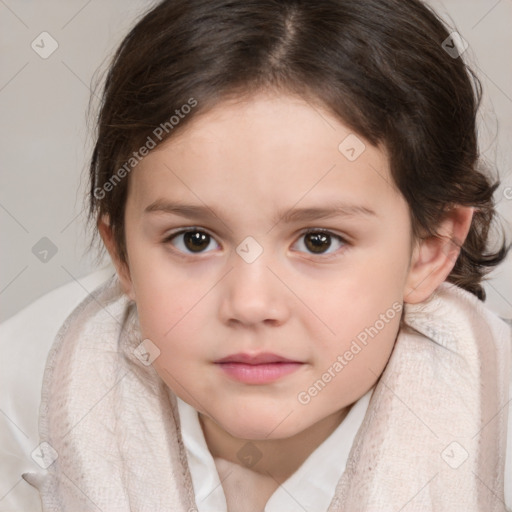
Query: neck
198 405 351 481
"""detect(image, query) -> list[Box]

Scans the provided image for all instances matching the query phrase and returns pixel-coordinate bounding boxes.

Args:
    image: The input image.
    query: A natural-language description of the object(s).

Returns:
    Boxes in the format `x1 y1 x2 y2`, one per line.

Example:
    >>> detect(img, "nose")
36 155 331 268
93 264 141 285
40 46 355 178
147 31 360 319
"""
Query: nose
218 249 291 328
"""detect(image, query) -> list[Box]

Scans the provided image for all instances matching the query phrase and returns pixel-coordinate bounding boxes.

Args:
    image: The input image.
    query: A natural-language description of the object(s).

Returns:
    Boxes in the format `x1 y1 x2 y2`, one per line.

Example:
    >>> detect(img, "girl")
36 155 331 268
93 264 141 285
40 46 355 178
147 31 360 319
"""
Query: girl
21 0 511 510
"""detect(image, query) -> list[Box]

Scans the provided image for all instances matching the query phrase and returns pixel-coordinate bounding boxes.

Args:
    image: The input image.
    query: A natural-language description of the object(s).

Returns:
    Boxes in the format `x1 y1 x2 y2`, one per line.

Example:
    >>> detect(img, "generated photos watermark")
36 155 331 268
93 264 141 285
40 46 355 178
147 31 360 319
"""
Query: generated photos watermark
93 97 198 200
297 301 403 405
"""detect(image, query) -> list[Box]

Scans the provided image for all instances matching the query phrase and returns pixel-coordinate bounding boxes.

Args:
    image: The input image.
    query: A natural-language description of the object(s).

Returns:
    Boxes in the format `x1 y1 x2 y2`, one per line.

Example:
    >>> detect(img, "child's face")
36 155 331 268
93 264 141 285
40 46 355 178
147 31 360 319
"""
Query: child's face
116 92 417 439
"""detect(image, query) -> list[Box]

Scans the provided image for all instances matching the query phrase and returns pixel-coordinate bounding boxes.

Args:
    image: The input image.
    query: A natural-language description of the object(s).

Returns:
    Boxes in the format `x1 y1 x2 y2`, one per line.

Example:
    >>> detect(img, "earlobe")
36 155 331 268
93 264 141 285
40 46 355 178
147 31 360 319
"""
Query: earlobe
97 215 136 301
403 206 474 304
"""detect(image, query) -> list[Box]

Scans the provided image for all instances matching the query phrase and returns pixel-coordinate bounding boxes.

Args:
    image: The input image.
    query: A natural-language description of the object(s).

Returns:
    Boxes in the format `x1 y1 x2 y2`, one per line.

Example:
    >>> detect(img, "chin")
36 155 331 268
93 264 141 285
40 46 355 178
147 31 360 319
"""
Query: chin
216 408 306 441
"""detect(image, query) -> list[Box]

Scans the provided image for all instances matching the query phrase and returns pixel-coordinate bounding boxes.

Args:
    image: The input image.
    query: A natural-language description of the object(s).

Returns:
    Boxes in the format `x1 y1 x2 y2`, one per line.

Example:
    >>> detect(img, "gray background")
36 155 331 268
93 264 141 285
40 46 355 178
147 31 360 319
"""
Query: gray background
1 0 511 322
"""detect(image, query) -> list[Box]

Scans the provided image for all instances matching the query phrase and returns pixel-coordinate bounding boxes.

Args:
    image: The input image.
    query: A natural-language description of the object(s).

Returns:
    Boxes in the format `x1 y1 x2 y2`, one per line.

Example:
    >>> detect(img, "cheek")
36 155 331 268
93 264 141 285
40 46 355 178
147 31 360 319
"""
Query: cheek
307 310 400 408
312 257 405 347
125 235 198 335
139 301 209 394
304 255 405 400
131 267 216 372
135 288 206 357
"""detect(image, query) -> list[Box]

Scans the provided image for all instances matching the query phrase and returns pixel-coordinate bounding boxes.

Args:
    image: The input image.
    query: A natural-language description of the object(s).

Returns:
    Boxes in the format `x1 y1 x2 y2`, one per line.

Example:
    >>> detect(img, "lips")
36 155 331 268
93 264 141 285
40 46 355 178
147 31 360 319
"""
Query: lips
215 352 300 365
214 352 304 384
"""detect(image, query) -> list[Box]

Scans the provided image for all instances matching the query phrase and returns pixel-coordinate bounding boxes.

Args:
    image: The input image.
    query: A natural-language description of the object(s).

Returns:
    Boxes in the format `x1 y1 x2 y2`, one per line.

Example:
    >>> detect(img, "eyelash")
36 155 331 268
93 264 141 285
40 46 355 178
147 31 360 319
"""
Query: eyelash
162 227 349 260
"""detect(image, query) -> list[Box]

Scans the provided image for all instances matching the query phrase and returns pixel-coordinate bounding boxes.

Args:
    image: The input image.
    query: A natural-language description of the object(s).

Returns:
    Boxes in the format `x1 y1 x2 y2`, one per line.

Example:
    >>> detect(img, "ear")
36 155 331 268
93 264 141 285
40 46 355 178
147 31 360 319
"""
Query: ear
97 215 136 301
403 206 474 304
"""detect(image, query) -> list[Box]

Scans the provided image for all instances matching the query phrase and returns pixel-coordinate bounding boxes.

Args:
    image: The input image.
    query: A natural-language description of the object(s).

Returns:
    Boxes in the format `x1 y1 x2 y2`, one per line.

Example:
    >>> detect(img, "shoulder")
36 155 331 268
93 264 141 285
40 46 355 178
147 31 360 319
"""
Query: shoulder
0 266 115 511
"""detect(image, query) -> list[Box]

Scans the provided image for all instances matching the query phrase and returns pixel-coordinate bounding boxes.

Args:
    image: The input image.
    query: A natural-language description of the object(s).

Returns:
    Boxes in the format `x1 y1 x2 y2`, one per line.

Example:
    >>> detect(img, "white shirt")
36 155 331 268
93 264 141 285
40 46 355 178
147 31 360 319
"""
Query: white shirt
177 388 374 512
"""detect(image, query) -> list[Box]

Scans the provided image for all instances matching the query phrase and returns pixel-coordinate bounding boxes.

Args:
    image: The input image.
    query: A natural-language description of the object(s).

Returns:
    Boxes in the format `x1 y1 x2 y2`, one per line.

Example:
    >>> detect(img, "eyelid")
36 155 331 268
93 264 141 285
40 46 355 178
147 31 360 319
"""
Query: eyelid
290 227 349 259
296 227 349 242
163 226 350 241
162 226 215 241
160 227 219 261
163 226 350 259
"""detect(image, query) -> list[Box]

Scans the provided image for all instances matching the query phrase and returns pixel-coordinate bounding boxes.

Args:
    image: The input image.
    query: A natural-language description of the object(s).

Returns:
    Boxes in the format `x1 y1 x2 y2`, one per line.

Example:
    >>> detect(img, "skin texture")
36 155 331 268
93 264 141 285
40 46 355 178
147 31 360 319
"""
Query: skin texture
99 91 474 493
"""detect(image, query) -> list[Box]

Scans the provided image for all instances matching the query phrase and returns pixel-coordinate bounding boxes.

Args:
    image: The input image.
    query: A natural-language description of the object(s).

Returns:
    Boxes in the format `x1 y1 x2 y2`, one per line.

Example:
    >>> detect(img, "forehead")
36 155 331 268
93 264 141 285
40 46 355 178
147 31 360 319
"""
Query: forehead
129 92 401 222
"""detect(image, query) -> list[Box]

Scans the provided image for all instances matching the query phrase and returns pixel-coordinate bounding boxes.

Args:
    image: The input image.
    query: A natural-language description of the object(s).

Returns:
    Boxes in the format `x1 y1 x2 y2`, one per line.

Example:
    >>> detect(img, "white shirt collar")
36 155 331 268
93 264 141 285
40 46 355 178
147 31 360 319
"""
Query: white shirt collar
177 387 374 512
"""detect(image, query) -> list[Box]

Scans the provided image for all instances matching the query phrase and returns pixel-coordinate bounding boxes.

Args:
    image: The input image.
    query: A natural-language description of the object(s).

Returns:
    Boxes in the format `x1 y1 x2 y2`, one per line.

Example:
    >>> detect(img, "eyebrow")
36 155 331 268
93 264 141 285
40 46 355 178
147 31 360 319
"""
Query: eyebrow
144 199 377 225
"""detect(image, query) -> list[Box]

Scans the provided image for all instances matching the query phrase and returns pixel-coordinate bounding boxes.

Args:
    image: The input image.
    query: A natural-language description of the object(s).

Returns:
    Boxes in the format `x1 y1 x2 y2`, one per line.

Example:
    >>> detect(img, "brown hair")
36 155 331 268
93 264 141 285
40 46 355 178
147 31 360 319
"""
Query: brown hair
87 0 509 301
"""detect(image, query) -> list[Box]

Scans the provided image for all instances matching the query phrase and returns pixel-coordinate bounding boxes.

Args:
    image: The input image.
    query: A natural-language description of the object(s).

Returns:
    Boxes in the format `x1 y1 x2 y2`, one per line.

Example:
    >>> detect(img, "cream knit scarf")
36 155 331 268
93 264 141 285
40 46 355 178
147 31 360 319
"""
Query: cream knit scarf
23 274 511 511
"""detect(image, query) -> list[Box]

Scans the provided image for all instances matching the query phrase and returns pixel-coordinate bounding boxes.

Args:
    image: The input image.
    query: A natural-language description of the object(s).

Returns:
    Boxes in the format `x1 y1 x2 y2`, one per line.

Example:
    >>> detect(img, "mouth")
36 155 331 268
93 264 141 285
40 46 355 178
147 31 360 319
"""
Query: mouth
214 352 304 384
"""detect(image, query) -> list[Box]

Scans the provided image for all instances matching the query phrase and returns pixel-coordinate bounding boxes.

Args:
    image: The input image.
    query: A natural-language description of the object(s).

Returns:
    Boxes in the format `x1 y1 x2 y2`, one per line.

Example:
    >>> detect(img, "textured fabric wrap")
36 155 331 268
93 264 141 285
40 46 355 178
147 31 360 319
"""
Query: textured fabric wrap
22 275 511 511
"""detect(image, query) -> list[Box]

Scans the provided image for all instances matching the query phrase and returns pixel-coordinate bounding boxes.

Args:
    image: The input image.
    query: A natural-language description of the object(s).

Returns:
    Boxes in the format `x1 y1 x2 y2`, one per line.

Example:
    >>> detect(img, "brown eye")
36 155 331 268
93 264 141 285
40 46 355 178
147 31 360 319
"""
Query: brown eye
183 231 211 252
304 232 331 253
166 229 219 254
293 230 346 256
